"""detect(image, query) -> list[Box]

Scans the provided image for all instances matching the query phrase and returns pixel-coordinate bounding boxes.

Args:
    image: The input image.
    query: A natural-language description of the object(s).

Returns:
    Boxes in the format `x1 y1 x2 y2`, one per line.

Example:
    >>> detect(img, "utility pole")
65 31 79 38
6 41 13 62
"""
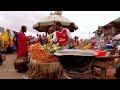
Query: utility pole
84 26 90 39
89 29 90 39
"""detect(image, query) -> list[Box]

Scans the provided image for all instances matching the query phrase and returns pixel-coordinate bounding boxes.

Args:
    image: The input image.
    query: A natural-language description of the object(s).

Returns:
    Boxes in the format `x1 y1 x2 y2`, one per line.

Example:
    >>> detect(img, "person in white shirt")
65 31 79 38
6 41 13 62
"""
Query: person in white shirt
50 21 73 49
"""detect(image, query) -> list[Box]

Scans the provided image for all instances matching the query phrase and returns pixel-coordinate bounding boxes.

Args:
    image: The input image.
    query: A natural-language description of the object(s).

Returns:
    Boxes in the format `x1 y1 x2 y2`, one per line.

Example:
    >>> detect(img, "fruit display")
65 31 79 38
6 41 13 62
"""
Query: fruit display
28 43 59 63
45 56 59 63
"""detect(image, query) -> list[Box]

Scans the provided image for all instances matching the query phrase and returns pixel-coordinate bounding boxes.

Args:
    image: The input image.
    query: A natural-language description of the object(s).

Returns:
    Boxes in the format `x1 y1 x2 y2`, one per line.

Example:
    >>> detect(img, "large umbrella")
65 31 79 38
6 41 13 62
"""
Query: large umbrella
33 11 78 33
112 34 120 41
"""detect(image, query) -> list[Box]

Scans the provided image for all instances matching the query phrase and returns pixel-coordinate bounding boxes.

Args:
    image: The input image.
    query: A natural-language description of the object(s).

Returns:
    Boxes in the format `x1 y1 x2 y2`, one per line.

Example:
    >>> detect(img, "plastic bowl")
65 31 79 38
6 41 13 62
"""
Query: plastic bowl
94 50 107 57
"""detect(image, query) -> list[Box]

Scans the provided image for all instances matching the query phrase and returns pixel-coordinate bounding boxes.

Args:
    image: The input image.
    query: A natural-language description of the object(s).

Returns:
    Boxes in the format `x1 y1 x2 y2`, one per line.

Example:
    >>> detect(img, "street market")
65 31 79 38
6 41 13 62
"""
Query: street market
1 11 120 79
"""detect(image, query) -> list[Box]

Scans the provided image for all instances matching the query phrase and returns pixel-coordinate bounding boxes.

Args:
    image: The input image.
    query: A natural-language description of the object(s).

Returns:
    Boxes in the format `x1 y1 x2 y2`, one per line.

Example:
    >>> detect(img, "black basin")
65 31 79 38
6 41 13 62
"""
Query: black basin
54 49 97 72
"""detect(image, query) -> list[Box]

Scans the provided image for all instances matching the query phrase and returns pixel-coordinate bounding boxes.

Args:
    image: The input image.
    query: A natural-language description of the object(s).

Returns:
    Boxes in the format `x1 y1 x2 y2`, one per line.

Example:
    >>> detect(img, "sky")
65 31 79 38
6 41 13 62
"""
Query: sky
0 11 120 39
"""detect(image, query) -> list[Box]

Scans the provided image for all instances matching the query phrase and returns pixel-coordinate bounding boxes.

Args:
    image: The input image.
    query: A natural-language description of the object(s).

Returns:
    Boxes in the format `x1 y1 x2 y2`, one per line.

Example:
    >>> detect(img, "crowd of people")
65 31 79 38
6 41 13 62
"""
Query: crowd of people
0 21 96 61
16 21 93 59
1 21 119 65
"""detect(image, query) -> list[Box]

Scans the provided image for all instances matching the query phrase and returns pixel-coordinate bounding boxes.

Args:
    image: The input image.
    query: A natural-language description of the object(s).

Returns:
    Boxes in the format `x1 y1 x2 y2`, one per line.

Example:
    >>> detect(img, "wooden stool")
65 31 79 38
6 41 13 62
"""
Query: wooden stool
91 61 108 79
91 55 119 79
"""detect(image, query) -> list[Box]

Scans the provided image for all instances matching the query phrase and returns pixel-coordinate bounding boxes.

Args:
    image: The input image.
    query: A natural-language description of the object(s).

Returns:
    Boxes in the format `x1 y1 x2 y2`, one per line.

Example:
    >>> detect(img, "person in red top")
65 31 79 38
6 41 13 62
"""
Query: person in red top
38 35 42 43
17 26 30 58
51 21 73 49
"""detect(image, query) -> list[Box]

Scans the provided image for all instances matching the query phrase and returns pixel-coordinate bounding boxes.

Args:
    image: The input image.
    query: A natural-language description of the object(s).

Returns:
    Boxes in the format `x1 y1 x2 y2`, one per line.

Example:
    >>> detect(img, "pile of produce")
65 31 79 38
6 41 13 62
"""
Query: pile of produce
27 43 62 79
50 44 63 53
28 43 59 63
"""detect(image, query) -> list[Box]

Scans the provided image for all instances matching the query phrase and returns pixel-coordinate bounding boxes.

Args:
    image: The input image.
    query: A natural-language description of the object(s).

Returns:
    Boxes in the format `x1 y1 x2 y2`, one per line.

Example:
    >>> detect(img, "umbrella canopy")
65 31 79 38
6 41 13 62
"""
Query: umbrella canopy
33 11 78 32
112 34 120 41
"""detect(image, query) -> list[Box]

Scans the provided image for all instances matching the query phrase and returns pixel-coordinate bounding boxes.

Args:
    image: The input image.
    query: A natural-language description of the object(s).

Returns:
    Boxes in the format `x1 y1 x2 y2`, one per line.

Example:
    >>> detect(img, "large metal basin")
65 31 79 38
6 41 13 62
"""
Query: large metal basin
54 49 98 56
54 49 98 72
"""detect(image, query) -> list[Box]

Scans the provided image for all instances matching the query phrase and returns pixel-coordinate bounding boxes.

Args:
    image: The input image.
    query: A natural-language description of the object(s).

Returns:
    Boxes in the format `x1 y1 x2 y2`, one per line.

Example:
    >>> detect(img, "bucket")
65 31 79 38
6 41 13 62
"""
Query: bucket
14 58 29 73
106 44 113 50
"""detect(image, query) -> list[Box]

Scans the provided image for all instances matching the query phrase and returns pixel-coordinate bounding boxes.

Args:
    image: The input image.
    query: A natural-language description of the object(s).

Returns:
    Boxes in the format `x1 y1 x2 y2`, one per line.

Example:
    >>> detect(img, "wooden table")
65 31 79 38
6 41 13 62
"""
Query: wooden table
91 55 120 79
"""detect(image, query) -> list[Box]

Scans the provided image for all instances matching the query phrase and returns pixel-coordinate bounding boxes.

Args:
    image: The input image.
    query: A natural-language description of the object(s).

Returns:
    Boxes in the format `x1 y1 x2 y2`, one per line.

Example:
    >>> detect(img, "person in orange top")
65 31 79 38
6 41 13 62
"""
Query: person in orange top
73 36 79 49
47 27 53 48
79 39 84 49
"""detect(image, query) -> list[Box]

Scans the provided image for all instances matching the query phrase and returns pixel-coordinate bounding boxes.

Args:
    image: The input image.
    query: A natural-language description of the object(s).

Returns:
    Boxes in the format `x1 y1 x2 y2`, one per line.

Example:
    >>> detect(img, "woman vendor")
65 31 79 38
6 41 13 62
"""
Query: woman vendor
47 26 54 48
50 21 73 49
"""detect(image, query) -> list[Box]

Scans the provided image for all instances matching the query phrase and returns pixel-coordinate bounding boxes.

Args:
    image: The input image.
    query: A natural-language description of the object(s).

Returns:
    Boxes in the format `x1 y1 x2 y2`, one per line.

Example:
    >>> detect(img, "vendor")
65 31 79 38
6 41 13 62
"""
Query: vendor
17 26 30 58
47 27 53 48
73 36 79 49
79 39 84 49
50 21 73 49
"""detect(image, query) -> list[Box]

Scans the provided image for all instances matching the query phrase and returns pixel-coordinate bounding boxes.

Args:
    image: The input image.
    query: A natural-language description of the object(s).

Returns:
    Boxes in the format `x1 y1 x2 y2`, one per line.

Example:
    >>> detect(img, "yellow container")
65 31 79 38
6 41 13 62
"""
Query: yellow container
83 43 92 50
3 28 9 42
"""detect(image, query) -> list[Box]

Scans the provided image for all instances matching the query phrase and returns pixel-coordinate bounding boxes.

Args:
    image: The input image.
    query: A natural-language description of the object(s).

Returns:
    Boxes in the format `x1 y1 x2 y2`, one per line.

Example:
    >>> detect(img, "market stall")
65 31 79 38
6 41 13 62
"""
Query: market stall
29 12 79 79
27 43 63 79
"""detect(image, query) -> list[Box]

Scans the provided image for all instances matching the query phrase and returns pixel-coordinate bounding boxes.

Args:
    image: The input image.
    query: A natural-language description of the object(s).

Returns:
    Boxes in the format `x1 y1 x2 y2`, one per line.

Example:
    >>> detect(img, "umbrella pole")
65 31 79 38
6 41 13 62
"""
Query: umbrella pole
46 31 47 37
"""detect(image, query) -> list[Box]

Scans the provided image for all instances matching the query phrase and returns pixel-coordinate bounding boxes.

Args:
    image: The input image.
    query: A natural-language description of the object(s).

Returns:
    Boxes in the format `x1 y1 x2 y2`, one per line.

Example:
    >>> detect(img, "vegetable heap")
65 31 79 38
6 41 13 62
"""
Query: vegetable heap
28 43 59 63
50 44 63 53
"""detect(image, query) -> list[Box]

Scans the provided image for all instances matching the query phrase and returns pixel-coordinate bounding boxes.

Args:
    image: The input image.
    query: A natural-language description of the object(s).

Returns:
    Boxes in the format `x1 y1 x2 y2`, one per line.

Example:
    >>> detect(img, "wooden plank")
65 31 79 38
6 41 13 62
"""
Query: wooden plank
100 68 106 79
92 76 100 79
95 55 120 59
92 61 109 68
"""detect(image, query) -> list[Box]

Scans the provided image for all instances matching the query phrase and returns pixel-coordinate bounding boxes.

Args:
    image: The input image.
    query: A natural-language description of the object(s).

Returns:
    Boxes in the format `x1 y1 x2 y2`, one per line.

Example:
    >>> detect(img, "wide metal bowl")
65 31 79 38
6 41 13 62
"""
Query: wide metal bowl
54 49 98 72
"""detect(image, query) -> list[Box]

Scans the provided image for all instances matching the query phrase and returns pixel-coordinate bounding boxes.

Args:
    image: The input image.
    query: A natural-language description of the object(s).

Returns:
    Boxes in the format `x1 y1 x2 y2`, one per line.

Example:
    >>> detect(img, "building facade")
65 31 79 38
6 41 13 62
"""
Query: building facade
93 18 120 45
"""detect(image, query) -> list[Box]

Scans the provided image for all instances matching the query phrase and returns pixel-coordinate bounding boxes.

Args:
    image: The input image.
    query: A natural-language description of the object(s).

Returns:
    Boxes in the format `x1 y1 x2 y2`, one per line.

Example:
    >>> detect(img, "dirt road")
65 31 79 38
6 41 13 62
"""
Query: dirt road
0 54 27 79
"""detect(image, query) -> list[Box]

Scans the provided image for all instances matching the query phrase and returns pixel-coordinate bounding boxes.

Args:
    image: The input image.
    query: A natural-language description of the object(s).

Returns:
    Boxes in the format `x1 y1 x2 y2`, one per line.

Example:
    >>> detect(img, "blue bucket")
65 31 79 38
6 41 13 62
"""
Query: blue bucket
106 44 113 49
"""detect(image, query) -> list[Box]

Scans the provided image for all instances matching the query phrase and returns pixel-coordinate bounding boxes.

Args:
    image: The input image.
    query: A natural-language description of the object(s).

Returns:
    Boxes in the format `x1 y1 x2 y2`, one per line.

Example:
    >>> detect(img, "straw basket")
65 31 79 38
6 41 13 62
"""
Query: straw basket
27 59 62 79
